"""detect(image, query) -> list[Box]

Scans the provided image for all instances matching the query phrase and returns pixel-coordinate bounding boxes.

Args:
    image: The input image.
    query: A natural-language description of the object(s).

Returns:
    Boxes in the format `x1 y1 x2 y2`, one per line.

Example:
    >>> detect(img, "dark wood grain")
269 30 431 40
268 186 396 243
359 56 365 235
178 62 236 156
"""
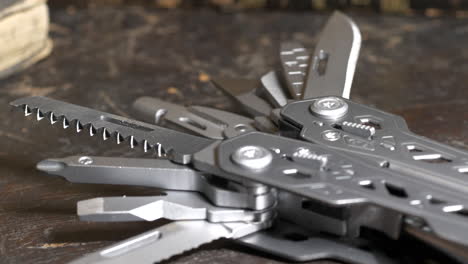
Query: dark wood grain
0 6 467 264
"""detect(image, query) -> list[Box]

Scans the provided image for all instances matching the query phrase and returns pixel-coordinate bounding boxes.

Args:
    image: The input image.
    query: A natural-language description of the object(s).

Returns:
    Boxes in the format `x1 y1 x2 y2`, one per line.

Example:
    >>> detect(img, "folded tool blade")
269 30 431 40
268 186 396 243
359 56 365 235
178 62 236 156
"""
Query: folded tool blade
10 96 215 163
211 77 273 117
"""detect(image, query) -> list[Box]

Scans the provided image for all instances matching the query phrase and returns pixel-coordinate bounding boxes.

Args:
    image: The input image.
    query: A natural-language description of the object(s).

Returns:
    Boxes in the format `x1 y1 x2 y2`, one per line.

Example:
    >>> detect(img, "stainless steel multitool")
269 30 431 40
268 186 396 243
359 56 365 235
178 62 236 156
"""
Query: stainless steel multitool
9 11 468 264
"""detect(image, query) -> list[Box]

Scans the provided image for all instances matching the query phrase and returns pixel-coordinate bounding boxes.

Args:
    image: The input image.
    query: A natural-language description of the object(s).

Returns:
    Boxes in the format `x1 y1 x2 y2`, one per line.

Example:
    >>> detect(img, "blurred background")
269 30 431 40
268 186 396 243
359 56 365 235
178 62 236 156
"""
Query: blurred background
1 1 467 264
3 0 468 81
46 0 468 16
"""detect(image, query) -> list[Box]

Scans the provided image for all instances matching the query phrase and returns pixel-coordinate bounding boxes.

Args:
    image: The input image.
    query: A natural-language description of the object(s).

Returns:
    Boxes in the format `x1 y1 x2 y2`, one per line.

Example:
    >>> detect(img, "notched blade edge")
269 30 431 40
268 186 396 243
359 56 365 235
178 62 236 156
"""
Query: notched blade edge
10 96 215 162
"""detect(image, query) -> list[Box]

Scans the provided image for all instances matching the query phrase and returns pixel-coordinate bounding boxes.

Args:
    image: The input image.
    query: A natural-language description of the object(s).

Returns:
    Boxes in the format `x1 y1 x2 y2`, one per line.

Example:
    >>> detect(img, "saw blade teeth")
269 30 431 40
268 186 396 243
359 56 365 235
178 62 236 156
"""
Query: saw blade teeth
75 120 83 133
11 97 212 159
143 140 150 152
62 117 69 129
156 143 164 157
49 112 57 124
36 109 44 121
102 128 110 140
129 136 137 149
116 132 124 144
23 105 32 116
89 124 96 136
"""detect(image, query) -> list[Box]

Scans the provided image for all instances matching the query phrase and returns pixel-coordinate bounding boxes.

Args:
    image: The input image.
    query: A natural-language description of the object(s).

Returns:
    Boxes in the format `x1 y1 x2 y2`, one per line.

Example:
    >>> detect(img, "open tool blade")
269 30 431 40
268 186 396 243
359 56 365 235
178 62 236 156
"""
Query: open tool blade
10 96 215 163
302 11 361 99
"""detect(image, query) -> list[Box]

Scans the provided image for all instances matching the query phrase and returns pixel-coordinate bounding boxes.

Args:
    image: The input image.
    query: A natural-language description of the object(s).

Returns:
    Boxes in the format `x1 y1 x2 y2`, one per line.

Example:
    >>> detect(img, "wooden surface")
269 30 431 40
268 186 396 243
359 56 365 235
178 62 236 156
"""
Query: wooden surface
0 6 467 264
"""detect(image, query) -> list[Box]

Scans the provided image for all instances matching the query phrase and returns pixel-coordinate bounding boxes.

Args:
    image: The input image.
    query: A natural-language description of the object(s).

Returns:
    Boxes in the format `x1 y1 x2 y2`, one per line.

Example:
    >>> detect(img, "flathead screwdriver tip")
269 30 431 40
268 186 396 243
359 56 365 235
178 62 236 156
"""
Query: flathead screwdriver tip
36 160 66 172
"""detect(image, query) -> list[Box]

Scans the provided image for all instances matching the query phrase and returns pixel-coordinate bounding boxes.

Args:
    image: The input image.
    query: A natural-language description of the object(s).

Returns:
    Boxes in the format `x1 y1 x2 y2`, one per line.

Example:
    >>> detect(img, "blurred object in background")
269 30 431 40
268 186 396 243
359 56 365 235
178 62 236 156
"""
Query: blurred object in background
47 0 468 17
0 0 52 80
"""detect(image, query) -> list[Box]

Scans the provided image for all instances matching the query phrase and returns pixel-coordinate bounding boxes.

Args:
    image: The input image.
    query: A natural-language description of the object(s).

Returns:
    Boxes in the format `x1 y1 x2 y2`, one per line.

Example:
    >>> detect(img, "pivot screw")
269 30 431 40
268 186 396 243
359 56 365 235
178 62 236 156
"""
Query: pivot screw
231 145 272 170
322 130 341 141
310 97 348 119
78 156 93 165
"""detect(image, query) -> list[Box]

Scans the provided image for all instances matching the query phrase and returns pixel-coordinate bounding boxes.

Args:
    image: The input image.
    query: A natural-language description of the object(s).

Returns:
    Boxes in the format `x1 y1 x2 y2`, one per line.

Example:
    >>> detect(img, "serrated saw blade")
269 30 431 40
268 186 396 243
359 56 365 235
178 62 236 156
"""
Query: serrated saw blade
10 96 215 163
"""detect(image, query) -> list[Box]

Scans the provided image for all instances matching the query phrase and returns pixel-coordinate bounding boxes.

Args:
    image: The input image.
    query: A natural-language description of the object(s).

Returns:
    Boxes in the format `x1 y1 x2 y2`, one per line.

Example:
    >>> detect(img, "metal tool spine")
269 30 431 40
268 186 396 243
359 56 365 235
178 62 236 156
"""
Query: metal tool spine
9 11 468 264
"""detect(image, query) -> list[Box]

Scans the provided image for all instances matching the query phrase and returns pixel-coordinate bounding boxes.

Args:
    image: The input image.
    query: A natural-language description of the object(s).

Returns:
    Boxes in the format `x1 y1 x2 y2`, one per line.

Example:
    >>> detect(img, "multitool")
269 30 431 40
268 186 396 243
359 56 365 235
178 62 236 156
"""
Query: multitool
10 11 468 264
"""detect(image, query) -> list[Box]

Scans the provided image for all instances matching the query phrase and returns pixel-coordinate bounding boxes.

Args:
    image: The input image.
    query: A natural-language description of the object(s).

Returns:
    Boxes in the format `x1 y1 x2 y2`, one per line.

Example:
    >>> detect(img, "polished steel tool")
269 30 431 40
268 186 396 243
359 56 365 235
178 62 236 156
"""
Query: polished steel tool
10 11 468 264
